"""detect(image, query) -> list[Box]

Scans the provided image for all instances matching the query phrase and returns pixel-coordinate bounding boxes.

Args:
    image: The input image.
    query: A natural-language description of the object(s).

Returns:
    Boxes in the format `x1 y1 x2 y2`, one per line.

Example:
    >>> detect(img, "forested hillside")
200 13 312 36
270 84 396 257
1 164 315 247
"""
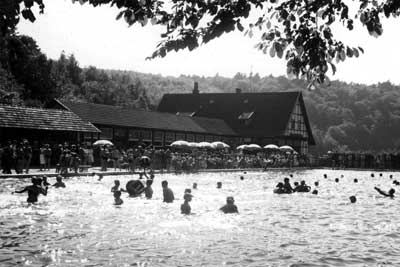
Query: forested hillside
1 35 400 154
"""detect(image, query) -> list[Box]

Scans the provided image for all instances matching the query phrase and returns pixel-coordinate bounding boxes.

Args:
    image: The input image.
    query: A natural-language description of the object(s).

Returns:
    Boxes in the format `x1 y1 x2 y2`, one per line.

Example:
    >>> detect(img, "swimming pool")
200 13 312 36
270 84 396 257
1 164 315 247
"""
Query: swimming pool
1 169 399 266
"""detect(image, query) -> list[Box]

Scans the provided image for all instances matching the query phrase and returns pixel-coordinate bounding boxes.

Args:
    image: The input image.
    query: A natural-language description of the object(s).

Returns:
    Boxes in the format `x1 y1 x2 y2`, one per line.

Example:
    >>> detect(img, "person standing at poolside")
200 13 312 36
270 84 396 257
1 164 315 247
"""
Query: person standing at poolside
13 178 48 203
162 180 174 203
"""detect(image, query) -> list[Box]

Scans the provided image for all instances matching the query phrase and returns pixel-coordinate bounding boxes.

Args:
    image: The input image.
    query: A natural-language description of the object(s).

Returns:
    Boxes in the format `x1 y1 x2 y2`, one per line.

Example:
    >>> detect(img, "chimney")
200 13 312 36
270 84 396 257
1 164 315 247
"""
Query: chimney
235 88 242 94
193 82 199 94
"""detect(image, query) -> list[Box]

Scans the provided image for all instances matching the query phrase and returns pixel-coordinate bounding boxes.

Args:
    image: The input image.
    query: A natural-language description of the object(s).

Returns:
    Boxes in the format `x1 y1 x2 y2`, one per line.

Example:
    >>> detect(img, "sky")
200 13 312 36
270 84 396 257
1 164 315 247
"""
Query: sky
17 0 400 85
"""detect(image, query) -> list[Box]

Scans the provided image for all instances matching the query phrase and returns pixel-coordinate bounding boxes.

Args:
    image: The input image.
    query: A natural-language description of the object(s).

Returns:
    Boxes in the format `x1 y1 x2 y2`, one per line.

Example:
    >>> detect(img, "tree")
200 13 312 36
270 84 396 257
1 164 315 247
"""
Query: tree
7 0 400 85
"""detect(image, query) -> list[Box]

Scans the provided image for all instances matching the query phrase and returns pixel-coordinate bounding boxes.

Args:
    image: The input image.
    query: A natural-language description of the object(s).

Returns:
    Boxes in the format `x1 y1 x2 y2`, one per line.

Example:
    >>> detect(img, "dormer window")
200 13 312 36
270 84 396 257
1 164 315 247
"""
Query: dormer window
238 111 254 120
238 111 254 126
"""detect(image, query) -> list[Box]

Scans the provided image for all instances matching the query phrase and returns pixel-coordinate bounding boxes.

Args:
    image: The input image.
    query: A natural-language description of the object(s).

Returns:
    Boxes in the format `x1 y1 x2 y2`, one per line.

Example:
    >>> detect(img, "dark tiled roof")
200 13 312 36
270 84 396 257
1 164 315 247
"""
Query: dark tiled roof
0 105 100 133
54 101 237 136
157 91 315 144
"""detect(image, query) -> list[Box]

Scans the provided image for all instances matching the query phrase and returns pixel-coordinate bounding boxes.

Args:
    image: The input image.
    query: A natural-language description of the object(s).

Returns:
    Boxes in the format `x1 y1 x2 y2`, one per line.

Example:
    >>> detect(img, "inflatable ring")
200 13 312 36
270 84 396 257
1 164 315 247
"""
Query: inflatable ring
126 180 145 196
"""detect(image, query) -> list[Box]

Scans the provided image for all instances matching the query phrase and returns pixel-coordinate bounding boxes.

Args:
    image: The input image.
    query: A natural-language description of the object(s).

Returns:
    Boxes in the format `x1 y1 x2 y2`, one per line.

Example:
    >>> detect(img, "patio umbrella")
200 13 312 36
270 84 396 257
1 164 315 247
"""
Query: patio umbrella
188 142 199 148
171 140 190 148
245 144 262 150
198 142 213 149
236 144 247 150
264 144 279 150
93 140 113 146
279 145 294 151
211 141 230 149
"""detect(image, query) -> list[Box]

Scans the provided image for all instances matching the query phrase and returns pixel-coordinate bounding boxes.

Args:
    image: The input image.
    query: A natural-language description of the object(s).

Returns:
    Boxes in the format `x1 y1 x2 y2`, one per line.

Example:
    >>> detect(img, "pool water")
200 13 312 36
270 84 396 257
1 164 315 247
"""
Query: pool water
1 169 399 266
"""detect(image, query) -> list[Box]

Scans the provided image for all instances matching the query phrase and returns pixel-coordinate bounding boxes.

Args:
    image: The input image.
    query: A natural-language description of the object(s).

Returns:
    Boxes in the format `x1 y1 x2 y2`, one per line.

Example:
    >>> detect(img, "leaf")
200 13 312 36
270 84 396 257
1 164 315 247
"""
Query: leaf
353 48 359 58
358 47 364 53
269 46 275 58
346 47 353 58
329 63 337 75
237 21 244 32
21 9 35 22
266 21 271 29
116 11 124 20
275 42 283 58
151 17 157 25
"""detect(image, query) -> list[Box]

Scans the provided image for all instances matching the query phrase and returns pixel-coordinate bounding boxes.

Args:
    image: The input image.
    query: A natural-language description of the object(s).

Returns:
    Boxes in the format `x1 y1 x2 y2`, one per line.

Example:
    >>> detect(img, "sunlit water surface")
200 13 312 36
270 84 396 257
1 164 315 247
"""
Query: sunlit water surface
1 169 400 267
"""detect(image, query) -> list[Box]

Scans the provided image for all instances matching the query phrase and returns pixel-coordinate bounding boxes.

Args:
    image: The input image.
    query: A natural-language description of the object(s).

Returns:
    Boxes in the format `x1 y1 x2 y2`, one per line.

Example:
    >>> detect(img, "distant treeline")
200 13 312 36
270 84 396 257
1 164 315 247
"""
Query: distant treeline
1 34 400 154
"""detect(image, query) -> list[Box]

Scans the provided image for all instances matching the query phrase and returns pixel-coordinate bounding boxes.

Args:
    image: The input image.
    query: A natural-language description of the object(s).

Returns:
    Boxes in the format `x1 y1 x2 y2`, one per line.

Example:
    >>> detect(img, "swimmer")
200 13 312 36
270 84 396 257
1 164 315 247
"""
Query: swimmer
379 173 383 177
374 187 395 198
323 174 327 179
240 176 244 180
193 183 197 189
98 174 104 181
349 196 357 203
42 176 51 187
340 175 344 178
220 196 238 214
13 178 48 203
184 188 191 194
314 181 319 187
113 190 123 205
354 178 358 183
289 174 293 178
371 173 375 178
217 182 222 189
181 193 193 215
296 180 311 193
144 179 153 199
53 175 66 188
335 178 339 183
312 189 318 195
274 182 286 194
390 174 393 179
111 180 122 192
162 180 174 203
283 177 293 193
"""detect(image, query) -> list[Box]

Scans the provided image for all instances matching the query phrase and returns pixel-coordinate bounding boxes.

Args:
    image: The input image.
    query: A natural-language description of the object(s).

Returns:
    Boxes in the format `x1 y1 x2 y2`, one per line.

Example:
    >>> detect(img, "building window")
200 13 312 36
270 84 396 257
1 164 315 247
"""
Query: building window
186 134 195 142
195 134 204 142
141 130 152 141
176 133 185 141
153 131 164 142
165 132 175 144
129 130 140 141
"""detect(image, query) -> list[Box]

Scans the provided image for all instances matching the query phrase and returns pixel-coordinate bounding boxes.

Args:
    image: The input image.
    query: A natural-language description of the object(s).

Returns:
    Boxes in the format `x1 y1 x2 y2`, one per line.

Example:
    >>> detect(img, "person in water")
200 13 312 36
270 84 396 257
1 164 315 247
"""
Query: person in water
193 183 197 189
283 177 293 193
113 190 123 205
220 196 238 214
162 180 174 203
294 180 311 193
42 176 51 187
181 192 193 215
217 182 222 189
53 175 66 188
144 179 153 199
374 187 395 198
111 180 121 192
14 177 48 203
274 182 286 194
349 196 357 203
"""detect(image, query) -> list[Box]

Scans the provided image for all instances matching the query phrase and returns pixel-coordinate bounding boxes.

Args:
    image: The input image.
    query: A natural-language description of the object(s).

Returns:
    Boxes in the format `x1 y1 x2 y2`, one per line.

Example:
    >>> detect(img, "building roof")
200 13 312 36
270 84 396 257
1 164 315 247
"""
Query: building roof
157 91 315 144
52 100 237 136
0 105 100 133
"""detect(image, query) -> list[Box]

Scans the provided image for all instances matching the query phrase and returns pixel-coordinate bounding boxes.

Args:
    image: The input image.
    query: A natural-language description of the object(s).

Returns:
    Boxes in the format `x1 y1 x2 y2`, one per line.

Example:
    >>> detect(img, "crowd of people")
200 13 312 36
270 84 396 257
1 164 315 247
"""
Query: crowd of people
0 139 308 175
4 139 400 176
